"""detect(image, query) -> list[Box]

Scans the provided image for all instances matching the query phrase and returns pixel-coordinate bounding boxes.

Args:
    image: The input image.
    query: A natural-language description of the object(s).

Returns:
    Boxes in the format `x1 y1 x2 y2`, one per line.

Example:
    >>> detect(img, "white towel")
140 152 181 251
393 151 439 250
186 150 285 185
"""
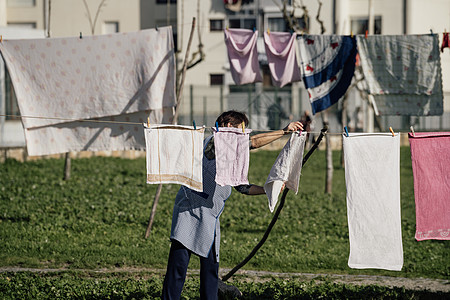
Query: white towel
145 124 205 192
264 132 306 212
213 126 252 187
343 133 403 271
0 27 176 156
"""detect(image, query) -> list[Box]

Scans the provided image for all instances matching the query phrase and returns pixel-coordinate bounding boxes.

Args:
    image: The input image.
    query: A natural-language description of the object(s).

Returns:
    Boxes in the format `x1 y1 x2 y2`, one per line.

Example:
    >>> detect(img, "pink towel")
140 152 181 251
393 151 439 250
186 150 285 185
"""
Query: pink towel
264 31 301 88
224 28 262 85
213 127 252 186
409 132 450 241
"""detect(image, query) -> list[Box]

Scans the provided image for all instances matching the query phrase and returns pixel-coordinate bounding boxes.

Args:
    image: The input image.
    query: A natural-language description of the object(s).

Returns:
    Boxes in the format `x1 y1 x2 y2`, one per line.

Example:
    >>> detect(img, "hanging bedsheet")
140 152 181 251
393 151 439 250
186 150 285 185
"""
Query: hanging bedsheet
343 133 403 271
0 26 176 156
144 124 205 192
297 35 357 115
357 34 443 116
224 28 262 85
263 31 301 88
409 132 450 241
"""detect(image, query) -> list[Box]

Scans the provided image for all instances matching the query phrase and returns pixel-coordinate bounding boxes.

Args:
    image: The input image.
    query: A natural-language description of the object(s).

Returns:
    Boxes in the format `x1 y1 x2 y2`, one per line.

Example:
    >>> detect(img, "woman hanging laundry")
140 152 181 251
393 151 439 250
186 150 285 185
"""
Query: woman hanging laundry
162 110 303 300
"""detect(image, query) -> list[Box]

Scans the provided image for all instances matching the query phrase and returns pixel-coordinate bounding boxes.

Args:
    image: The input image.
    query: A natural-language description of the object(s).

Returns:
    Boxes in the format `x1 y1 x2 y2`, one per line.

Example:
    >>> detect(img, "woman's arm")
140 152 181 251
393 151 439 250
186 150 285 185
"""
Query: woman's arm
250 121 304 149
234 184 265 195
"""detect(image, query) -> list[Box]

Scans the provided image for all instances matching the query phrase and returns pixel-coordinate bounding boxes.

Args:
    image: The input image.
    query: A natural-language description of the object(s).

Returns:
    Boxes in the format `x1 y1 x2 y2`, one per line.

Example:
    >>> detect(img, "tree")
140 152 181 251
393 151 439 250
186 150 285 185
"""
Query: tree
278 0 333 193
82 0 108 35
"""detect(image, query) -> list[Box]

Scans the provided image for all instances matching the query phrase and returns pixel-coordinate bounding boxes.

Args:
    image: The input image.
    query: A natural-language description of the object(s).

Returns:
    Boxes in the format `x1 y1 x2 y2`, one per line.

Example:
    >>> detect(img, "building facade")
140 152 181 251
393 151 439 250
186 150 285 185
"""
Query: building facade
1 0 449 153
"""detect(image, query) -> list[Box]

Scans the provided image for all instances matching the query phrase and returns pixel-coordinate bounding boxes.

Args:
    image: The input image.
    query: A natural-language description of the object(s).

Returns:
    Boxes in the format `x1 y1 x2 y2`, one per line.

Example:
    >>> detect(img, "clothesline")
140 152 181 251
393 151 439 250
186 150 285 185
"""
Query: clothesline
176 22 450 35
0 114 417 136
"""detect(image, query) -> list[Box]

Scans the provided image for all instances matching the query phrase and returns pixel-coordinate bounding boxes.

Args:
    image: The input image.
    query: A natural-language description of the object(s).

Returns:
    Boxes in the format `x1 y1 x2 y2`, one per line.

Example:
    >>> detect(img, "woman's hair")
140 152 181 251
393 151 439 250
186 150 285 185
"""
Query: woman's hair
215 110 249 127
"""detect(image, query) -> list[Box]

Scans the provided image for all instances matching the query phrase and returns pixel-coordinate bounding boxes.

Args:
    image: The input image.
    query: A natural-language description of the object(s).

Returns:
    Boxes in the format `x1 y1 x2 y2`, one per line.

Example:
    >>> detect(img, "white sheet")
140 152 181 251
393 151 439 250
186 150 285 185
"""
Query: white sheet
0 27 176 156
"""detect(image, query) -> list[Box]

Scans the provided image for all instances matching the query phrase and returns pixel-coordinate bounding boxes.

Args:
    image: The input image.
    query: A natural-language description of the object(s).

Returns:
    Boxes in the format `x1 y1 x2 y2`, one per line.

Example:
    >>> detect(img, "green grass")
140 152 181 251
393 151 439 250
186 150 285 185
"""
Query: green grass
0 147 449 298
1 271 448 300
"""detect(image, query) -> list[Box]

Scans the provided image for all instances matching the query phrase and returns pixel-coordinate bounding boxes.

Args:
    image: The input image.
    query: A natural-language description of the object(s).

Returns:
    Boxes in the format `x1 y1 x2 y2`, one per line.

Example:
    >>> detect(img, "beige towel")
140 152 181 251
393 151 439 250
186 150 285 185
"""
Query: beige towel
145 124 205 192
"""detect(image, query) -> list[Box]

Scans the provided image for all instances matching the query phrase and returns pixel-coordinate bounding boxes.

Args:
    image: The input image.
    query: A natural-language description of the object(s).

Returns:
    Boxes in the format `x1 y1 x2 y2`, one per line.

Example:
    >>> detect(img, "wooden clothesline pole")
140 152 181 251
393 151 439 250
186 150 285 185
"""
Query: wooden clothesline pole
46 0 71 181
221 126 328 282
145 17 197 239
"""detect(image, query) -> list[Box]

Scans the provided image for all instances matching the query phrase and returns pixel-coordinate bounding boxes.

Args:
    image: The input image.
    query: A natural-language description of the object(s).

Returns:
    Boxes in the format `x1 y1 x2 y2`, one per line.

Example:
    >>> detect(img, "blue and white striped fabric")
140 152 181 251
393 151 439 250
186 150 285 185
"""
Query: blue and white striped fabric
297 35 357 114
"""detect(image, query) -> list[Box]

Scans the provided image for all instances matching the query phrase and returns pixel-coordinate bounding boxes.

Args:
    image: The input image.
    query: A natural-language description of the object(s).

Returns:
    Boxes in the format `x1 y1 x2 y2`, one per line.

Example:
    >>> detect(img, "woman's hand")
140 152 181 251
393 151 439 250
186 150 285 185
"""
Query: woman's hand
283 121 304 133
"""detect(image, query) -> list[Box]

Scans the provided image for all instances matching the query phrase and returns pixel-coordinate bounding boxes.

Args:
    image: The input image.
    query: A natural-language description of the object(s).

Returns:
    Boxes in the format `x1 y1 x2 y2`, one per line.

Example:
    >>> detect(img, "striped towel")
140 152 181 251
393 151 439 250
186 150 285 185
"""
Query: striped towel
297 34 357 114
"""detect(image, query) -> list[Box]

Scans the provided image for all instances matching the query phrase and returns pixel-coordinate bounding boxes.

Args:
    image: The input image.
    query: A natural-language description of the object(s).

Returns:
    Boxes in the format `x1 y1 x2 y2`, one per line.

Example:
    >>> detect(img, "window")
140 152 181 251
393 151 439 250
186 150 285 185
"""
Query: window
268 18 287 32
243 19 256 30
210 74 224 86
210 19 224 32
103 22 119 34
156 0 176 4
6 22 36 29
351 16 382 35
227 4 257 30
228 18 256 30
229 19 240 29
267 16 308 33
7 0 35 7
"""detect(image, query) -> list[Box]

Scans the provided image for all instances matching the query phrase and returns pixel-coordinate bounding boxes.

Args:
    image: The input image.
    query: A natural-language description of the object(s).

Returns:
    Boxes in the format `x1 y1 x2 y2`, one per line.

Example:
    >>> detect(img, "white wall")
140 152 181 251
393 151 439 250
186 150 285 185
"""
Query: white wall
177 0 227 87
6 0 141 37
338 0 404 35
0 0 6 26
48 0 140 37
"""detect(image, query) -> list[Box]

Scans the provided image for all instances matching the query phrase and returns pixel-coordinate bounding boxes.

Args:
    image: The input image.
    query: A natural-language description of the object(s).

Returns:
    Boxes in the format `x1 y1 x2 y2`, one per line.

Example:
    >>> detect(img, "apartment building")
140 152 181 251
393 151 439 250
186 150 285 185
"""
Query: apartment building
1 0 449 151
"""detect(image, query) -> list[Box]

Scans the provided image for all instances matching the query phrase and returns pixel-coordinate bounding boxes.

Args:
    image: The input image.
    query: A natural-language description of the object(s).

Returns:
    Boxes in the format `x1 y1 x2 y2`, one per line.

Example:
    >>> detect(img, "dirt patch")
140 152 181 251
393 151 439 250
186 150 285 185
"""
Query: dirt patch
1 267 448 293
219 269 450 293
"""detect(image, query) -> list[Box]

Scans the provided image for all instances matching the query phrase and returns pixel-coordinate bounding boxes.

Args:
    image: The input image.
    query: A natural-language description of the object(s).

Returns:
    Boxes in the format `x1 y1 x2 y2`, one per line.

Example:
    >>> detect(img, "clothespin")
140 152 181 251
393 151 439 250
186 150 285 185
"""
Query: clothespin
253 27 256 32
351 31 353 38
156 26 158 31
344 126 349 137
242 121 245 133
226 25 229 31
147 117 150 128
193 120 196 130
80 32 83 39
267 28 270 35
410 126 415 137
365 30 368 38
215 121 219 132
0 35 2 42
389 127 395 137
430 29 433 36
